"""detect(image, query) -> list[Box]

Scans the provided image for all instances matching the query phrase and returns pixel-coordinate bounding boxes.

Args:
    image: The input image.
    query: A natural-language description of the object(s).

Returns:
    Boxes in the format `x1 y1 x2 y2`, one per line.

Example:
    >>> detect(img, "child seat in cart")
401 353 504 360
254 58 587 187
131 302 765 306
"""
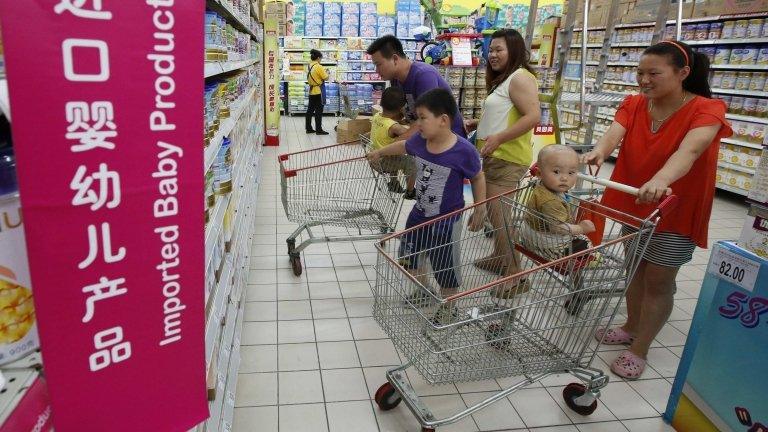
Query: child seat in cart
371 178 677 431
278 135 408 275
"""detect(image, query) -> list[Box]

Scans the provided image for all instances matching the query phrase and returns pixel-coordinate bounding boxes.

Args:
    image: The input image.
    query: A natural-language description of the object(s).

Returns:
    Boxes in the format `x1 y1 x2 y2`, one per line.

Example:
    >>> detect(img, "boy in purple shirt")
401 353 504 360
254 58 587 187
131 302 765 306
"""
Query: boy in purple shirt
367 35 467 139
368 89 485 325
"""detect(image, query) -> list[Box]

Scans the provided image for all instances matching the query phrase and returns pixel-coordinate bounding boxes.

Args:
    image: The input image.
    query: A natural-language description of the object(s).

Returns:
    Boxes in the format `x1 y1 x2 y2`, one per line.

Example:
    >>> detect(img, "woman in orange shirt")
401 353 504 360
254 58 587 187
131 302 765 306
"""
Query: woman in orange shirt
582 40 732 379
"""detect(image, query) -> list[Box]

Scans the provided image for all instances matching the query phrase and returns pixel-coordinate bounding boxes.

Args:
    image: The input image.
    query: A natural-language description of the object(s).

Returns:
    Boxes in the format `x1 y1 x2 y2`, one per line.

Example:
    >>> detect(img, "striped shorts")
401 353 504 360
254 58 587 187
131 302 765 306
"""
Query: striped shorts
621 225 696 268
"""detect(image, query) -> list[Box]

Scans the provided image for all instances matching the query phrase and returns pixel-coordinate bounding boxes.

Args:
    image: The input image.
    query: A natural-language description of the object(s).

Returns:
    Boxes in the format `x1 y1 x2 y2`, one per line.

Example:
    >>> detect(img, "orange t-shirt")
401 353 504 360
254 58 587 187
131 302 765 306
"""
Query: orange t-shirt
601 94 733 248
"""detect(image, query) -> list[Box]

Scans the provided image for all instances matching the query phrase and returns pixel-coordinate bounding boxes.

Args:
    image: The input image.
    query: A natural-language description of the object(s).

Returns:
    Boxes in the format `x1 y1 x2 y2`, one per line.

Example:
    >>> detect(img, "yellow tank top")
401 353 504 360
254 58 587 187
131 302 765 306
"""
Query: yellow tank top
370 113 399 150
475 68 536 166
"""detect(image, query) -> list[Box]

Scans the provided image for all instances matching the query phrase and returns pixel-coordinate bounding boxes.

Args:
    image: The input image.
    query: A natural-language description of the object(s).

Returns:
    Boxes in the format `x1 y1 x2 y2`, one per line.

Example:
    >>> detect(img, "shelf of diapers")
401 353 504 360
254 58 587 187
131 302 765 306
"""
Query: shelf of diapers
0 352 44 426
204 58 258 79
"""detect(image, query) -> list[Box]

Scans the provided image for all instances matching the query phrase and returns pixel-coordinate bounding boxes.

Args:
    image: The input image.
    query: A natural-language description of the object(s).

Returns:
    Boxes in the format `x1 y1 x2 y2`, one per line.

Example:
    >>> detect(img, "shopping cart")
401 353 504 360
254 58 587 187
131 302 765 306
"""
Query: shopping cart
279 135 407 276
371 177 677 431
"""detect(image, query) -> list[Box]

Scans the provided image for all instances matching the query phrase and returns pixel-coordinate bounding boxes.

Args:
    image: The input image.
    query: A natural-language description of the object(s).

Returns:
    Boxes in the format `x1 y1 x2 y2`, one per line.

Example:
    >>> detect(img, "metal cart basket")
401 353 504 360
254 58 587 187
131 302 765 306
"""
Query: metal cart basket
279 135 407 275
371 178 677 431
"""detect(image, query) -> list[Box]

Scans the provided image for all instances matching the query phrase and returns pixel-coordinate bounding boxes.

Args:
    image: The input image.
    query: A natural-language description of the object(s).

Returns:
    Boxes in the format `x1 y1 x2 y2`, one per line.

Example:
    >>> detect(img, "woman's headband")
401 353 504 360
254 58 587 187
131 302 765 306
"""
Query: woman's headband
660 40 690 67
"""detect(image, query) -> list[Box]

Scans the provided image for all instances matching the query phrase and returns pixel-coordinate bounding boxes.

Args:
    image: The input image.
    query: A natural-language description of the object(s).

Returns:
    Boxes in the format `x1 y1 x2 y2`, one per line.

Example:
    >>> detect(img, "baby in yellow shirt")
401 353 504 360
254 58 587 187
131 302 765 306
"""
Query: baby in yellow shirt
521 145 596 258
369 87 415 197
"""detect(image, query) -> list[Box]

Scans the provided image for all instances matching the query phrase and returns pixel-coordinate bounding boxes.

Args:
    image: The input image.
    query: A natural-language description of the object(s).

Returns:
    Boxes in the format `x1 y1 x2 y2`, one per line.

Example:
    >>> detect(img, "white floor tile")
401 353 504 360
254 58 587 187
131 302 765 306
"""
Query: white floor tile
349 317 388 340
278 267 307 284
339 280 373 298
321 368 370 402
420 394 479 432
279 370 325 404
251 255 278 270
308 281 343 299
598 382 658 420
331 253 363 267
235 373 278 407
461 391 526 431
645 348 681 378
455 379 501 394
311 299 348 319
372 403 424 432
233 406 278 432
278 282 311 301
249 270 278 285
336 266 368 282
356 339 402 367
278 342 319 371
314 318 354 342
326 401 379 432
576 421 629 431
509 387 572 429
530 426 579 432
622 417 675 432
240 345 278 373
242 321 278 345
278 403 328 432
278 300 313 320
307 267 338 283
628 379 673 414
278 320 316 344
317 341 361 369
344 297 375 317
544 385 617 424
246 284 277 302
406 369 459 397
305 254 334 268
245 301 277 322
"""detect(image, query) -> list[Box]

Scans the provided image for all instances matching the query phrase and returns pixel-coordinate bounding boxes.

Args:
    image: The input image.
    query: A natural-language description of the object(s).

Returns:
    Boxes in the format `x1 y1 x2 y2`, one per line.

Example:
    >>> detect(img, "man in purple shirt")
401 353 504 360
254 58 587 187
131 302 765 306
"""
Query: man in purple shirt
367 35 467 139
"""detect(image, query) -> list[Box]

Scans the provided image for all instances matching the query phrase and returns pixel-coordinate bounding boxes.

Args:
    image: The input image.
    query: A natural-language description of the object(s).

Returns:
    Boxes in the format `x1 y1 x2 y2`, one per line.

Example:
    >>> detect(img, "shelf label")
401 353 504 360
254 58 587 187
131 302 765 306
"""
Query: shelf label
0 1 208 431
452 37 473 66
708 245 761 292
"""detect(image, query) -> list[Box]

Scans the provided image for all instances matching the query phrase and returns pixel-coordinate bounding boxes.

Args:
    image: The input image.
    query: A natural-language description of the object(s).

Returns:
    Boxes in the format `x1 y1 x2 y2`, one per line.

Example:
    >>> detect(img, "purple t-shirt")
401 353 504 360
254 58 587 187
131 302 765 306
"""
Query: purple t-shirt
393 61 467 138
405 133 481 226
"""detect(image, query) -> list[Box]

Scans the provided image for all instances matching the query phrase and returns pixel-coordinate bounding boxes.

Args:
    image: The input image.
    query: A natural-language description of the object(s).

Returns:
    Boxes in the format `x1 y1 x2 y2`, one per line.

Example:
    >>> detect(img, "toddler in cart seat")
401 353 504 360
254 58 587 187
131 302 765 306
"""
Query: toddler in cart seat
369 87 417 198
367 89 487 326
521 145 596 260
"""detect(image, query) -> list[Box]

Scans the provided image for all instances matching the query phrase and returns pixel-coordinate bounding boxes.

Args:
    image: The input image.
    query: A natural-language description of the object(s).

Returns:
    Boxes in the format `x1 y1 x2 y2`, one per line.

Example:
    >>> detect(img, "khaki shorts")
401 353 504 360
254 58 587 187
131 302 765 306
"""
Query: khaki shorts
482 157 528 188
373 155 415 177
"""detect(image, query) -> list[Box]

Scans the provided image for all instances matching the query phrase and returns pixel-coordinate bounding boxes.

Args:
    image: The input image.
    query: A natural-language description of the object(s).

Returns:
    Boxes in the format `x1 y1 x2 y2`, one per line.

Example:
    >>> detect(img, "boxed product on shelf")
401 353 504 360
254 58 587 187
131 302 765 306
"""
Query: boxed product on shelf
693 0 768 17
324 24 342 37
739 204 768 258
748 147 768 204
622 0 694 23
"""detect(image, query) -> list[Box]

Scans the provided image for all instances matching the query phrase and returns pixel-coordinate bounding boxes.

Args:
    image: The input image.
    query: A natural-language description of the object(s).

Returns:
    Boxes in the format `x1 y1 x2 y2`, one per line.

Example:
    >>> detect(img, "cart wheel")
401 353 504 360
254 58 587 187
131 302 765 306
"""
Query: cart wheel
564 293 592 315
485 323 510 350
287 238 296 254
563 383 598 416
374 382 402 411
290 255 303 276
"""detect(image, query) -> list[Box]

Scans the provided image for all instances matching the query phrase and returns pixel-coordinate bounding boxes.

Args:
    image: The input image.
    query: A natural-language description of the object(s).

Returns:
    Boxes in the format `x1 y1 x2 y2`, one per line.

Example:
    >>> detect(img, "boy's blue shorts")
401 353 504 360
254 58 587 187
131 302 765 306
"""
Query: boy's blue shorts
397 216 462 289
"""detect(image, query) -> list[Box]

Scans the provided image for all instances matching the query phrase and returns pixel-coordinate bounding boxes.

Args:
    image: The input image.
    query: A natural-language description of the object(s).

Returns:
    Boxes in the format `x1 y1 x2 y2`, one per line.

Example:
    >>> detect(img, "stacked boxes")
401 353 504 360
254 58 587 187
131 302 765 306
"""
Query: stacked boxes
360 3 379 38
342 3 360 37
305 2 323 36
291 0 305 36
378 15 396 36
324 2 342 37
325 83 340 114
396 0 421 38
265 1 288 35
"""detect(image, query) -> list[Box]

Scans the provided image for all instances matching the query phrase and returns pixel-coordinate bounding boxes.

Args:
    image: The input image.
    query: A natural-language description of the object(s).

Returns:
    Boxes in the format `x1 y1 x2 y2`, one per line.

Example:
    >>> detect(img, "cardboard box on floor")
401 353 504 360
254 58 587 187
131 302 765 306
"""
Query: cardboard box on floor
336 117 372 143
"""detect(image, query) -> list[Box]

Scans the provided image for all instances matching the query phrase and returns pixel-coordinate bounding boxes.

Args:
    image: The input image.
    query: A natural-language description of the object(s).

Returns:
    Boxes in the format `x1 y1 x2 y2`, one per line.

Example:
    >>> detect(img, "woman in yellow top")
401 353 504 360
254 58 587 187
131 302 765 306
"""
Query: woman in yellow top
465 29 540 285
306 49 330 135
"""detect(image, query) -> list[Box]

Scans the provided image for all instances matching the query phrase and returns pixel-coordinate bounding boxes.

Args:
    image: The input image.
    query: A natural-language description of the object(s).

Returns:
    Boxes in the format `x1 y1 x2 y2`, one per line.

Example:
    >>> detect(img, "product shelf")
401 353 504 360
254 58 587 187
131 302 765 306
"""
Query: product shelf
716 181 750 195
205 58 258 79
0 79 10 120
725 113 768 125
721 137 764 150
713 88 768 98
571 11 768 32
686 37 768 46
206 0 257 40
205 86 257 172
710 64 768 71
718 161 757 175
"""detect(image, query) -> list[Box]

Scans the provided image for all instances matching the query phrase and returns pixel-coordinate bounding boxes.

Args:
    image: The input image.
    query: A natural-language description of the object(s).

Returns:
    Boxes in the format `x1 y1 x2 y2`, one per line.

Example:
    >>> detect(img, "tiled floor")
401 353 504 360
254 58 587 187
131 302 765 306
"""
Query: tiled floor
233 116 747 432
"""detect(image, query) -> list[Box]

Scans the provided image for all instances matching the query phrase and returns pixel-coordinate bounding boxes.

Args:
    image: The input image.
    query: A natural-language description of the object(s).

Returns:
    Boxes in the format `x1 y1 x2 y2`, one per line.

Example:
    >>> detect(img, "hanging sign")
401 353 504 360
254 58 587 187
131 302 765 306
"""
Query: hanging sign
0 1 208 430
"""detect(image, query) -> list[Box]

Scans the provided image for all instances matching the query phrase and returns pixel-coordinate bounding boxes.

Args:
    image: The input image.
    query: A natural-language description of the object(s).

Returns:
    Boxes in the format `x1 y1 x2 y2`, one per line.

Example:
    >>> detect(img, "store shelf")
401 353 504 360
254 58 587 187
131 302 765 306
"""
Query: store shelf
710 64 768 71
567 60 600 66
607 61 639 67
206 0 257 39
713 88 768 98
716 181 750 195
571 12 768 32
204 195 230 268
725 113 768 125
0 79 9 120
718 161 757 174
337 80 386 83
288 61 337 65
571 43 603 48
561 91 626 106
204 58 257 79
604 80 638 87
687 37 768 46
0 369 39 425
721 137 764 150
204 86 257 172
609 41 652 47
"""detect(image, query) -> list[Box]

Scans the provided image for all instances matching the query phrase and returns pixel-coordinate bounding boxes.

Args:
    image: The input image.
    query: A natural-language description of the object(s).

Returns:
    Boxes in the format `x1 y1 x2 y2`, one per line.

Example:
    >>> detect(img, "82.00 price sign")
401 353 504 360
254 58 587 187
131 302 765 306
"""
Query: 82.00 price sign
707 245 760 293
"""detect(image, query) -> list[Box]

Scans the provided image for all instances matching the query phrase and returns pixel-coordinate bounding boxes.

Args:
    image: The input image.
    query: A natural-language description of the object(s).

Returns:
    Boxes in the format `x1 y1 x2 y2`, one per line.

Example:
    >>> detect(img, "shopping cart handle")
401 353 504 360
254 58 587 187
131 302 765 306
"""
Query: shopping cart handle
577 173 639 196
656 194 679 217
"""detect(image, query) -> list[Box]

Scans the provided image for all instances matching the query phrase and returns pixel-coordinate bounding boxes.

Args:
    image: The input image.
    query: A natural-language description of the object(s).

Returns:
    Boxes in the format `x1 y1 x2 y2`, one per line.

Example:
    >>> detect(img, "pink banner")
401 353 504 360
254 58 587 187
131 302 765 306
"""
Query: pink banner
0 377 53 432
0 1 207 431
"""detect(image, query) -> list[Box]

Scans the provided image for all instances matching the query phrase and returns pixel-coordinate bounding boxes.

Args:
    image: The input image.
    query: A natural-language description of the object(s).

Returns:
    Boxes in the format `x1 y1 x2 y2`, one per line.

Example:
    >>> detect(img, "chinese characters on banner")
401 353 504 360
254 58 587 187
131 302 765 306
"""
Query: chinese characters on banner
0 1 208 431
264 18 281 146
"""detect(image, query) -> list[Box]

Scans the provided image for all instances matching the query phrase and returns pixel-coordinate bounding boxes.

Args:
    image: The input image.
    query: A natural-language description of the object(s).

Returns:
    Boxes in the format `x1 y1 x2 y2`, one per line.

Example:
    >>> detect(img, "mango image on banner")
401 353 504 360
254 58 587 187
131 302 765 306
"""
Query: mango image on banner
0 275 36 344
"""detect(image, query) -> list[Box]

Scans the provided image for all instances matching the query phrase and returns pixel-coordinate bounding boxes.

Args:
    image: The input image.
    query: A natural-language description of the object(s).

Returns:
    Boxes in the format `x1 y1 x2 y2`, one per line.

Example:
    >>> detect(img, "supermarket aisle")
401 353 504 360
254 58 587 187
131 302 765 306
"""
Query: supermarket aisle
233 115 746 432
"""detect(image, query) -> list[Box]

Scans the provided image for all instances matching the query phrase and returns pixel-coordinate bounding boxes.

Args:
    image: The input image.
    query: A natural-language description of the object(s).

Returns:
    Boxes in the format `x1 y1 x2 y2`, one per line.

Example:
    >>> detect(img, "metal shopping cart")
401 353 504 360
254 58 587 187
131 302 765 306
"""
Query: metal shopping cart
278 135 408 276
371 178 677 431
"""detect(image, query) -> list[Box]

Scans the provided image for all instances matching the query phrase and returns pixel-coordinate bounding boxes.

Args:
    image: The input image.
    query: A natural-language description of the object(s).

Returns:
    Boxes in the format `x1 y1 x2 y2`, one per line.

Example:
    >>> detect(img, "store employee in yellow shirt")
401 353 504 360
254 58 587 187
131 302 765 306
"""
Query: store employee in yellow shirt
306 49 330 135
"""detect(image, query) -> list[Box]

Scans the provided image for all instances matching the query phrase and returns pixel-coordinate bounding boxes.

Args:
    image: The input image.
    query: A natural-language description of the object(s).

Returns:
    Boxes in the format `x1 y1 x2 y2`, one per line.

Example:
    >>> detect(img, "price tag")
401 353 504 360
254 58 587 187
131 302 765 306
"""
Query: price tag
708 245 760 292
451 37 473 66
